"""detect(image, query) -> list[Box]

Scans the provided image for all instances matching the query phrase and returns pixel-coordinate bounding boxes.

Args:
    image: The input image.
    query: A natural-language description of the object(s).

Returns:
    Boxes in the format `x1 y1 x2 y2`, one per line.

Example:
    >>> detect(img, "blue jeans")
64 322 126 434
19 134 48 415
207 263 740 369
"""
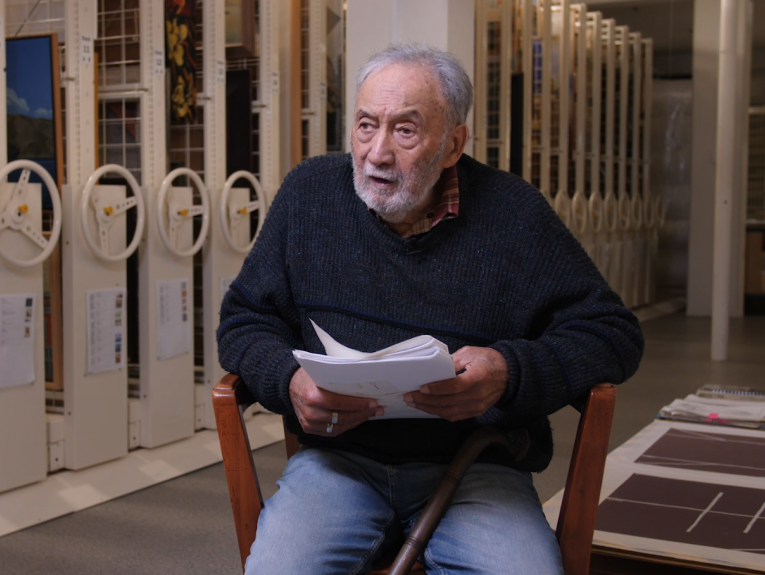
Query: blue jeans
244 447 564 575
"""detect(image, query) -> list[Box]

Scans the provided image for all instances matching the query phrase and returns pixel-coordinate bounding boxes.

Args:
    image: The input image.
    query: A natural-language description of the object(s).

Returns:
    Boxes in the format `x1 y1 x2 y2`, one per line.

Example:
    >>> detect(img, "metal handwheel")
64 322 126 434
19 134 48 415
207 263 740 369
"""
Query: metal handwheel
80 164 145 263
571 190 588 235
220 170 267 254
588 192 604 234
554 191 572 229
156 168 210 258
0 160 62 268
630 193 643 231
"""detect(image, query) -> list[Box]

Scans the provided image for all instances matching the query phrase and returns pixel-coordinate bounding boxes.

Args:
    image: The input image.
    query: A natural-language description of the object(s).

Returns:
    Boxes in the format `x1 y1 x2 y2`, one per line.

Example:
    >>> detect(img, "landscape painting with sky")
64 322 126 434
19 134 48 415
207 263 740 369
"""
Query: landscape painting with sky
5 35 58 207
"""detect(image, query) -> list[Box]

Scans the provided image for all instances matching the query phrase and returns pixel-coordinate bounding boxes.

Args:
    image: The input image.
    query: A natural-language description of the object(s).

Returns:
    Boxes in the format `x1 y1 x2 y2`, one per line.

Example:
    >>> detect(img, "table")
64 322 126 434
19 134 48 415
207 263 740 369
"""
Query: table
543 420 765 574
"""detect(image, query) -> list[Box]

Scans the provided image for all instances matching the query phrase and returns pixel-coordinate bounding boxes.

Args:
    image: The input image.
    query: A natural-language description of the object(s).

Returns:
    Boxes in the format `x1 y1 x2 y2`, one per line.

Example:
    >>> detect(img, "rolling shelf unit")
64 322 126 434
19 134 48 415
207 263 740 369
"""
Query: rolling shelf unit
473 1 658 308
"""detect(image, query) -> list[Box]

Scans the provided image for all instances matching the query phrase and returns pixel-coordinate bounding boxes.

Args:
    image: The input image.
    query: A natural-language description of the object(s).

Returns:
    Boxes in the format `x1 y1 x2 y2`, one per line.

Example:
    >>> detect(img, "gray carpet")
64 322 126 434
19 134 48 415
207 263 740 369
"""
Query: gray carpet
1 313 763 574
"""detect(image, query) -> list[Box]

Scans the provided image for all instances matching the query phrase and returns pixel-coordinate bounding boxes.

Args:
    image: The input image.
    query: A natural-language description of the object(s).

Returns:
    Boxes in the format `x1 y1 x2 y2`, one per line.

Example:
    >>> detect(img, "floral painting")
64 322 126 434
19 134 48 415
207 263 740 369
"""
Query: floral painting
166 0 197 122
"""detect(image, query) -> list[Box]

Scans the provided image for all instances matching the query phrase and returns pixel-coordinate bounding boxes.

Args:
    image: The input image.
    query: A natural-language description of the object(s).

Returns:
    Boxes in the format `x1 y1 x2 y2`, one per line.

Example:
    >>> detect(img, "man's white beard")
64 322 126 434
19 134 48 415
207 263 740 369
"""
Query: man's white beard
352 138 448 224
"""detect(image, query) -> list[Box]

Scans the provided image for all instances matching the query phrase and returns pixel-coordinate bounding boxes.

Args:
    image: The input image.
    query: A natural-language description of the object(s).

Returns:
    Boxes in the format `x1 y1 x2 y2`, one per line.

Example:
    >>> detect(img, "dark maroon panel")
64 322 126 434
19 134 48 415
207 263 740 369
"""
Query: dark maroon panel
636 428 765 477
596 474 765 555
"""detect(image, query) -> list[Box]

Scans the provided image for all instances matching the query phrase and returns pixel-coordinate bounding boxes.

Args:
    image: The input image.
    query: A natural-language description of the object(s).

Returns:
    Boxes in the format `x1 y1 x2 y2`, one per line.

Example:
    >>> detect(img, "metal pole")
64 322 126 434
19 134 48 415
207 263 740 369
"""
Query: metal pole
711 0 739 361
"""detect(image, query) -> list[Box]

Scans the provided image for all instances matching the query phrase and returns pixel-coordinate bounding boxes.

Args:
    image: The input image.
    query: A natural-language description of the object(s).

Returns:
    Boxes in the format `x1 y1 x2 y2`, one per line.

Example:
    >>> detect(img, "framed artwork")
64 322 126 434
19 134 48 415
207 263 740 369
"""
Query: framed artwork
5 33 64 208
166 0 198 122
5 33 65 390
225 0 258 58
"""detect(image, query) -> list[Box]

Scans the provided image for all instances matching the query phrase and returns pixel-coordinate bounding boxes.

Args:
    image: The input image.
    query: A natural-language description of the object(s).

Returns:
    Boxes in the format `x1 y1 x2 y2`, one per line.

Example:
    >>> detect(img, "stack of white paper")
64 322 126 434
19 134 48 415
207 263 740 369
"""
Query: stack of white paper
659 394 765 429
292 320 455 419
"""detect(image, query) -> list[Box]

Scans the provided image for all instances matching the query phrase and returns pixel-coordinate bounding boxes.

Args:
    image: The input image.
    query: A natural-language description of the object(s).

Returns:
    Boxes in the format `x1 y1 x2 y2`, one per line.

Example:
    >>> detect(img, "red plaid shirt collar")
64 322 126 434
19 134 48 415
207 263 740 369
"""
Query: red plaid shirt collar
373 165 460 238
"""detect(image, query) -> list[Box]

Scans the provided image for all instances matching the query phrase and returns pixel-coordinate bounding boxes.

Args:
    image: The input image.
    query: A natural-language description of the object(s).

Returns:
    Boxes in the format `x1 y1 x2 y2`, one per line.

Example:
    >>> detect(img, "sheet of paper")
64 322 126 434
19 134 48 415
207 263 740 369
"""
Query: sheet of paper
294 321 455 419
0 293 36 389
310 319 448 359
86 288 126 374
156 278 191 360
661 398 765 423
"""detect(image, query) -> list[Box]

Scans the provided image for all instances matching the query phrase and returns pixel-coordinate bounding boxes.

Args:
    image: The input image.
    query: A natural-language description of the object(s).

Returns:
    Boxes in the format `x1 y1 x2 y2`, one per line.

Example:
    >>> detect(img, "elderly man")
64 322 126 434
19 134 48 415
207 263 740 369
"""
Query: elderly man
218 43 643 575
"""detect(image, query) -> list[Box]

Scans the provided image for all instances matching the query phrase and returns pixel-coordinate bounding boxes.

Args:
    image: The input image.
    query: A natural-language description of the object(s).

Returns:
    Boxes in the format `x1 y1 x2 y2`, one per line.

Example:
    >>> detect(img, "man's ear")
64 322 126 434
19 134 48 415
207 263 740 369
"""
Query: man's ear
442 124 470 168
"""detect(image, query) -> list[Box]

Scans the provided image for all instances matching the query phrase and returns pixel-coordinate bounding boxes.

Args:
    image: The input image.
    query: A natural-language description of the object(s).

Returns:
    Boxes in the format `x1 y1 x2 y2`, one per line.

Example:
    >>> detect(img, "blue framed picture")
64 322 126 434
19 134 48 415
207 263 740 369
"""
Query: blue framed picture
5 34 64 209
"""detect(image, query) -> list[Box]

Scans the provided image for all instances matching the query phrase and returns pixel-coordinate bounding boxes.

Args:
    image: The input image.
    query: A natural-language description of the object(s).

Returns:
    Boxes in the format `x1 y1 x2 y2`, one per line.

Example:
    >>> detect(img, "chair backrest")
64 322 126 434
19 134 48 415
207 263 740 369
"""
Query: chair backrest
212 373 263 566
213 376 615 574
555 382 616 575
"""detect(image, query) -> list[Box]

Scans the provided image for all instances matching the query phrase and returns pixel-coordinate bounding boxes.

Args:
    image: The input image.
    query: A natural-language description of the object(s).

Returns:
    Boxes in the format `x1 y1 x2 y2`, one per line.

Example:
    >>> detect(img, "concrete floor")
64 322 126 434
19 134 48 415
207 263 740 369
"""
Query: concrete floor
0 312 763 574
535 313 765 503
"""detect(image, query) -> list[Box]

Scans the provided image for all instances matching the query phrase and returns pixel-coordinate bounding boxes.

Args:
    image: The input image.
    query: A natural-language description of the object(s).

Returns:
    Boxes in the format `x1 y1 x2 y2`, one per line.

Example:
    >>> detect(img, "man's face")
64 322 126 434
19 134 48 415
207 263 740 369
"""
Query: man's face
351 64 453 223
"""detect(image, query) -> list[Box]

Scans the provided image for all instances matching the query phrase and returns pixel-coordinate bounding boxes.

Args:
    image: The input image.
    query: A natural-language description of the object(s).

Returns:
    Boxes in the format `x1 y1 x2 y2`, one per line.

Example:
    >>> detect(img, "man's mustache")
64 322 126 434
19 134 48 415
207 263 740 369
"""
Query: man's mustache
363 167 403 185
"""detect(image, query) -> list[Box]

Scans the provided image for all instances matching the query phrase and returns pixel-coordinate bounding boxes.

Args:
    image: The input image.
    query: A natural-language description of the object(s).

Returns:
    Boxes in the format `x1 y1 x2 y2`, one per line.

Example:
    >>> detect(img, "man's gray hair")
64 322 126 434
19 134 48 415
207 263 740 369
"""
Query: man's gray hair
355 43 473 128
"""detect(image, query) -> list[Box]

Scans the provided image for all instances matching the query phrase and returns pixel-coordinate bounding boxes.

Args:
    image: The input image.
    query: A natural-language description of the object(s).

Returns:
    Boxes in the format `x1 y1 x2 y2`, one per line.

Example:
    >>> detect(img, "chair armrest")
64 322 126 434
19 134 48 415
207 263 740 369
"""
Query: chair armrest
556 383 616 575
213 374 264 572
387 428 518 575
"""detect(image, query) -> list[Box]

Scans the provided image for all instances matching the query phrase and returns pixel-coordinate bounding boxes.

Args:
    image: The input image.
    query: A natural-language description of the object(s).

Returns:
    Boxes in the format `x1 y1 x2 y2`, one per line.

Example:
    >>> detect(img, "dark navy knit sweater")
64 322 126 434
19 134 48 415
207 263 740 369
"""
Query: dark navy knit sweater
217 153 643 472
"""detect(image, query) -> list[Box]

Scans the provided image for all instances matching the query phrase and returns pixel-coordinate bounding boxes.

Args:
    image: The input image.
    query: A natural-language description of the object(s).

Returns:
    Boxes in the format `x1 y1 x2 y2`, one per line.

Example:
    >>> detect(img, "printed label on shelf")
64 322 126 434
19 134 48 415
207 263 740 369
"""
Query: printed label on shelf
156 278 191 361
153 49 165 77
0 293 36 389
81 35 94 65
86 288 126 374
271 70 279 93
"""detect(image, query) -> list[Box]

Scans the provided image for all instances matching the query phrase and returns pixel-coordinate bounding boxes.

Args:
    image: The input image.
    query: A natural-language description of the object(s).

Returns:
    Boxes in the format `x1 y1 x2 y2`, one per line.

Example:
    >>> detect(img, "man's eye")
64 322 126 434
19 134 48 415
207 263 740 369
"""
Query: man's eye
359 122 373 130
399 127 414 136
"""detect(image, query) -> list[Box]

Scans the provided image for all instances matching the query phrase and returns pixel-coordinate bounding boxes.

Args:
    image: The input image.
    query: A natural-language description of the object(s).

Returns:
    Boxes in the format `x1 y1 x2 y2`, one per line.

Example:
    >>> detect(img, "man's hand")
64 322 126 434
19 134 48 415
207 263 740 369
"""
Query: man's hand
289 368 384 436
403 347 509 422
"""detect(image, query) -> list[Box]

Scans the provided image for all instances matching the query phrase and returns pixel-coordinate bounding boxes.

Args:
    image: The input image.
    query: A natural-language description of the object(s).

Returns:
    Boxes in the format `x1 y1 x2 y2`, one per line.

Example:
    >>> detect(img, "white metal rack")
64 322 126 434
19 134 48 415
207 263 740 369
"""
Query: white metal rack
550 0 571 228
474 0 511 170
0 0 70 493
586 10 604 270
0 160 62 493
570 4 593 256
5 0 64 37
1 0 280 492
134 0 201 449
476 2 656 306
199 0 279 429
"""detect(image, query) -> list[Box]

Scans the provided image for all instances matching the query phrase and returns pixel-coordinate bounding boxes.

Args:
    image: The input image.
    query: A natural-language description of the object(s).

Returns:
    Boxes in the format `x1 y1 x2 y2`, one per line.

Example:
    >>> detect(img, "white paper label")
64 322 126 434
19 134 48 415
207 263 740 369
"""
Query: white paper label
153 48 165 76
86 288 126 374
156 279 191 361
81 35 94 65
216 59 226 83
0 294 36 389
271 70 280 92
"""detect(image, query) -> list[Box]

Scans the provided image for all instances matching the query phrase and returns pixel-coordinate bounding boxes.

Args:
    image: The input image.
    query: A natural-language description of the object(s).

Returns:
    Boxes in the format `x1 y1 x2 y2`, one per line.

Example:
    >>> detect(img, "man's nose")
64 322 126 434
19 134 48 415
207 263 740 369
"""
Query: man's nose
367 130 395 166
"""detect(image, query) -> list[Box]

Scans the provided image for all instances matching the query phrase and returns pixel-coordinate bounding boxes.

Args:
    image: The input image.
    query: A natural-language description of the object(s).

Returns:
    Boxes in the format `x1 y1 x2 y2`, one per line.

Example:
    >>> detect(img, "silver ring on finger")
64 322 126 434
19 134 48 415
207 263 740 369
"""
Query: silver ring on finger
331 411 339 425
326 423 334 434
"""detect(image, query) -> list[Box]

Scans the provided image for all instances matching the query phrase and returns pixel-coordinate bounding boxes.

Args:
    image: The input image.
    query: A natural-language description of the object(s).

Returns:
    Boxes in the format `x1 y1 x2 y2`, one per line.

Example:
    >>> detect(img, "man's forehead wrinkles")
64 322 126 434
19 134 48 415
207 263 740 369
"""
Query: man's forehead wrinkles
355 107 425 123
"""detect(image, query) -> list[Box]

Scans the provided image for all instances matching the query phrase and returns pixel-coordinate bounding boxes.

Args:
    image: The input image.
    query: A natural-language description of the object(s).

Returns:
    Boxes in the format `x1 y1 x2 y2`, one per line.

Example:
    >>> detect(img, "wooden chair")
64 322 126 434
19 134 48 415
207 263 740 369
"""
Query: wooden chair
213 374 616 575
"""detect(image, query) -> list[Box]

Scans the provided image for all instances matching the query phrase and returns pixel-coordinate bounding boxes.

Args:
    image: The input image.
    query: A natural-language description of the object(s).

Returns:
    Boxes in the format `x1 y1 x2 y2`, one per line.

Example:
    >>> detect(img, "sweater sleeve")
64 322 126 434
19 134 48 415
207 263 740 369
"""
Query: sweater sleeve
480 190 644 427
216 176 302 416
